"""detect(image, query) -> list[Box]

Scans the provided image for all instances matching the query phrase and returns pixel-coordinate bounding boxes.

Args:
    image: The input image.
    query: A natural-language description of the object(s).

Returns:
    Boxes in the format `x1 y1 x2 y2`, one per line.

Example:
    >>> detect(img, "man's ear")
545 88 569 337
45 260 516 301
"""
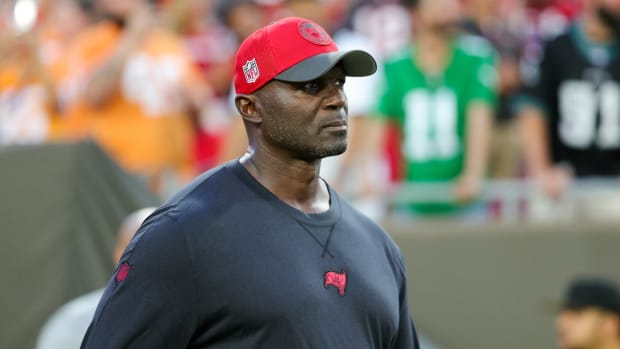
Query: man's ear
235 94 261 124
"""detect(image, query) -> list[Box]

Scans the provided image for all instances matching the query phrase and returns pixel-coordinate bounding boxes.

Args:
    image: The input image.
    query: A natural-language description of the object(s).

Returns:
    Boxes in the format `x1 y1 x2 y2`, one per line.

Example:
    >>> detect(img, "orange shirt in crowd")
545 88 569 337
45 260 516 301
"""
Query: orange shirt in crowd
0 40 54 145
57 21 199 186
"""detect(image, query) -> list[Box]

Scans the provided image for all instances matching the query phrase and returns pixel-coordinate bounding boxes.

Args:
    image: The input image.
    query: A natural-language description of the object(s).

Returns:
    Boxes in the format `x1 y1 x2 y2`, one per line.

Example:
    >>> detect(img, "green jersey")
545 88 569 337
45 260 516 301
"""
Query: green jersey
376 35 497 214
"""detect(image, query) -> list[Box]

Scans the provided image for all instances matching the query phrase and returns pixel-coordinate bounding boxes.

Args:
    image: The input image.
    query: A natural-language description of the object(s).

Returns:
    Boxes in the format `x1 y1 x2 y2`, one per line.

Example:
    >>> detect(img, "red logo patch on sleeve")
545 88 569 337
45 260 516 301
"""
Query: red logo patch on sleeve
116 262 131 282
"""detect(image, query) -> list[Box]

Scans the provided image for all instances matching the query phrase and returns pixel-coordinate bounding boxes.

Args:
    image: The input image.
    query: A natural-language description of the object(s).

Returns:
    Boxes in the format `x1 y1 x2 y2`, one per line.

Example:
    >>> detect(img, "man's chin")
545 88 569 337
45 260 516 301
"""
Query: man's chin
317 142 347 159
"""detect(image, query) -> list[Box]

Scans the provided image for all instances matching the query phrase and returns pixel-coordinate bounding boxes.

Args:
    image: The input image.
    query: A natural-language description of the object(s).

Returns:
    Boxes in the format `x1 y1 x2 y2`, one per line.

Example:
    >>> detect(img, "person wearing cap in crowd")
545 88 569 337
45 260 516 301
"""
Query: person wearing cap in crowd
556 277 620 349
80 16 420 348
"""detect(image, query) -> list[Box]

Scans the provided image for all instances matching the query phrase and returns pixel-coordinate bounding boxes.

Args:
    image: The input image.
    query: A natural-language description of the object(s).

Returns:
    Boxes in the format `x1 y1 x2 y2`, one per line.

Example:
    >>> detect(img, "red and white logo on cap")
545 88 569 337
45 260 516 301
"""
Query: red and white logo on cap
298 20 331 45
243 58 260 83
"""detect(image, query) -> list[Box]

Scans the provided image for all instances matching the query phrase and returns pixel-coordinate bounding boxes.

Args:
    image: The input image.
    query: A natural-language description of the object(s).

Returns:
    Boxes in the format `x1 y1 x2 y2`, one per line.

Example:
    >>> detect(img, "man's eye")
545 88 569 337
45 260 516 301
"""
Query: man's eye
335 78 345 87
303 82 320 91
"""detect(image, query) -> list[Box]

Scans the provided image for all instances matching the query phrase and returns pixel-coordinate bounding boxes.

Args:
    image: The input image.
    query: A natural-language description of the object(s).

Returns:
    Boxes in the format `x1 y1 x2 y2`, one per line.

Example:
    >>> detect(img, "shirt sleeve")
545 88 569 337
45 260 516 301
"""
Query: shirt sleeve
392 255 420 349
467 53 499 108
81 213 196 348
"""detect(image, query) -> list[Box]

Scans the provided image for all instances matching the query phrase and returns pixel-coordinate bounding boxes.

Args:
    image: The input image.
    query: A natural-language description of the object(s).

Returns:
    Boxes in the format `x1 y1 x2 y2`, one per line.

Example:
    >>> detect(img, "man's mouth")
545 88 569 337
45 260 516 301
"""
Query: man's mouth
321 119 348 132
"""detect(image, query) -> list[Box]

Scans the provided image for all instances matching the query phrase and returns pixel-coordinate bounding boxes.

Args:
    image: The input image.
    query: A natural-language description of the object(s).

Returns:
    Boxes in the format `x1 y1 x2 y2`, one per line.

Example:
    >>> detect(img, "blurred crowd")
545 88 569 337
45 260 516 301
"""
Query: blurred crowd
1 0 619 221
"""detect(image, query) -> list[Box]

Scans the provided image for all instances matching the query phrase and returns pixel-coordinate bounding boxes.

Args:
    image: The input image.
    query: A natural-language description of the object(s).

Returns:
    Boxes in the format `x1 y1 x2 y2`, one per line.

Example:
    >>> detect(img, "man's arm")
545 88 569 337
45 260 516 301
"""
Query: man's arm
81 214 196 348
453 43 498 202
519 106 551 176
517 105 571 198
84 6 154 107
391 254 420 349
357 116 389 195
454 101 492 202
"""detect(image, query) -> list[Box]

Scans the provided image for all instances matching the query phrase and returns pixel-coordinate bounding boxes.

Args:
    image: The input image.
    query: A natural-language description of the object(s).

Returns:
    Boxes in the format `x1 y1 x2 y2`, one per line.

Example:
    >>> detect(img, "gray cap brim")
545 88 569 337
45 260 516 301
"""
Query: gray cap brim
275 50 377 82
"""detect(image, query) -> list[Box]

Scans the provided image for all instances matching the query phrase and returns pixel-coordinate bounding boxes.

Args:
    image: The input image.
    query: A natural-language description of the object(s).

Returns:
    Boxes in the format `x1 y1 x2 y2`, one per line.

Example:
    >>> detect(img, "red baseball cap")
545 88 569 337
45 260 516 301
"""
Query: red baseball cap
234 17 377 94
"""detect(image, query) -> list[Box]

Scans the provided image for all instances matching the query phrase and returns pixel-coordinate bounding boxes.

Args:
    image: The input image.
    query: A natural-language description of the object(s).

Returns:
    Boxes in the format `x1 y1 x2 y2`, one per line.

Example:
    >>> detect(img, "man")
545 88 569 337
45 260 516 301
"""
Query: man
81 17 419 348
37 207 156 349
367 0 497 217
518 0 620 198
556 277 620 349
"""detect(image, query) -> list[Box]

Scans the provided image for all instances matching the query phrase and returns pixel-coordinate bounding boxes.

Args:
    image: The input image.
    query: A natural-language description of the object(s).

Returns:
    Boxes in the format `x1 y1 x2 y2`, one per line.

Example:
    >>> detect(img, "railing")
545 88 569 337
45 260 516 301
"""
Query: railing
386 178 620 222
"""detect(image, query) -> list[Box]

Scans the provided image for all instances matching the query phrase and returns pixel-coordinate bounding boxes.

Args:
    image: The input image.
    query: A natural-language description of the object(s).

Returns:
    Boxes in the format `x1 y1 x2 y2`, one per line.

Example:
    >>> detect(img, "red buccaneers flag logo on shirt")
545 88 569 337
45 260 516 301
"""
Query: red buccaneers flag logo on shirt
324 270 347 296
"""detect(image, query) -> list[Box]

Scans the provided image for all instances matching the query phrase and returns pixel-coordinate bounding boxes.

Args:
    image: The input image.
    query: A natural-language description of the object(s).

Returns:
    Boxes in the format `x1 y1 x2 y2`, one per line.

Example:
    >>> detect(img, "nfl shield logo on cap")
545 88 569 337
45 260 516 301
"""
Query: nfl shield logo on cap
243 58 260 83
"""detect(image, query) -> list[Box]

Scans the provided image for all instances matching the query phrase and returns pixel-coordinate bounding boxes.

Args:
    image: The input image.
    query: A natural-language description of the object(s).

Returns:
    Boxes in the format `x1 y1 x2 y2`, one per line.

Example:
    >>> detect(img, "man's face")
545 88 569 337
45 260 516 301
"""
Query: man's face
556 308 607 349
592 0 620 31
415 0 462 34
597 0 620 13
254 66 349 161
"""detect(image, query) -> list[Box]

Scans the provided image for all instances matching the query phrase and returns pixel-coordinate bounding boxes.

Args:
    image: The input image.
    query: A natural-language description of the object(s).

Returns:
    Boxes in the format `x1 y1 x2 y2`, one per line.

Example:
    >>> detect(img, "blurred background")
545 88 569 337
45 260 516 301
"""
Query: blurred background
1 0 620 348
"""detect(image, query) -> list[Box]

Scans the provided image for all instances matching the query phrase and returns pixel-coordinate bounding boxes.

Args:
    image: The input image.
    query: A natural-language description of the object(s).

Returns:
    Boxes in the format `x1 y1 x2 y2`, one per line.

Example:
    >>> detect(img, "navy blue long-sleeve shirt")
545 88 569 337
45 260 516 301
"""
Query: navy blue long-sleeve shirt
81 160 419 348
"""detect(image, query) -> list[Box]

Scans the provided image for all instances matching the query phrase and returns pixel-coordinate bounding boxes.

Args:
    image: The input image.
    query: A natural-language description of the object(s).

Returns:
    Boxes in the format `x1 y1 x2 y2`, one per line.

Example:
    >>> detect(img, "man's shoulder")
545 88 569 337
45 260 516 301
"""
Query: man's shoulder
381 47 418 87
541 28 574 57
124 161 242 240
384 46 414 68
455 34 496 60
169 160 240 198
452 36 498 75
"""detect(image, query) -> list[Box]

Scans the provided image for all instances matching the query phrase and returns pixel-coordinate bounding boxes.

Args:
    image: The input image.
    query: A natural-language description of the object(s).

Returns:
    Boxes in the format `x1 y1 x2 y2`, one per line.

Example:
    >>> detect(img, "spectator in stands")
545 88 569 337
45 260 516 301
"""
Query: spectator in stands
56 0 212 195
556 277 620 349
365 0 497 218
517 0 620 199
36 207 156 349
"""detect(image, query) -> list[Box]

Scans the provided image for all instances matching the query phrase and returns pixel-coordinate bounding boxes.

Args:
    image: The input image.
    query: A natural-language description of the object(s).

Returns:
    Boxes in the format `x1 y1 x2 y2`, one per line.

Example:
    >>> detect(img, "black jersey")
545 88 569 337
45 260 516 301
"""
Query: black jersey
523 24 620 176
81 160 419 348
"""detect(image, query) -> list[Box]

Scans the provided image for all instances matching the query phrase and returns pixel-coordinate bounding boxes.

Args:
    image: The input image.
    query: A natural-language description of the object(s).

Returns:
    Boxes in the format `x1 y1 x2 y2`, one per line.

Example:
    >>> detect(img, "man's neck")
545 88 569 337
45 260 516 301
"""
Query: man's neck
583 12 617 44
239 149 330 214
414 30 452 75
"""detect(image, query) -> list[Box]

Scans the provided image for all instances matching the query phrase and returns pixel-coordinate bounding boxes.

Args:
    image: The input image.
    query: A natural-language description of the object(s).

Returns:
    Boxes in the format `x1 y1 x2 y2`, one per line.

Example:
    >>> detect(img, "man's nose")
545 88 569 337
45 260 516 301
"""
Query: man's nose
324 84 346 110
